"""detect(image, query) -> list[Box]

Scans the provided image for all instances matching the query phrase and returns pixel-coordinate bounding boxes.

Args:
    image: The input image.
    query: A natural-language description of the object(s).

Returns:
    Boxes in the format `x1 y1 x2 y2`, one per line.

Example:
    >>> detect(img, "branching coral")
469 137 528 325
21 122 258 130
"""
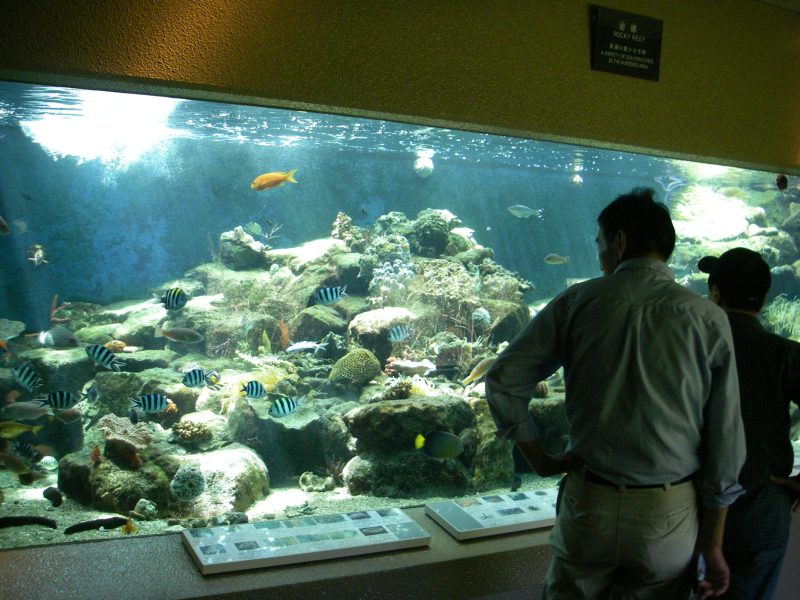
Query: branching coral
171 421 213 446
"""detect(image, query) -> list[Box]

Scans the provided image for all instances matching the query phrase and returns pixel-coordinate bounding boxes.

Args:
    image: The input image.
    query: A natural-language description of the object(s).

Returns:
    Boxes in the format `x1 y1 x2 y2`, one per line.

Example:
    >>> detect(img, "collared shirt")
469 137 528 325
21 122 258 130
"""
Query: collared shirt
486 257 746 508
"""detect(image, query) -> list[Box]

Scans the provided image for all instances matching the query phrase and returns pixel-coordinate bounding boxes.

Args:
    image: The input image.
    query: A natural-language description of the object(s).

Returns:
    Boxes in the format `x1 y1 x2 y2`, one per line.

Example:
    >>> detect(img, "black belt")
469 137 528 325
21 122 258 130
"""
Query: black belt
583 469 694 490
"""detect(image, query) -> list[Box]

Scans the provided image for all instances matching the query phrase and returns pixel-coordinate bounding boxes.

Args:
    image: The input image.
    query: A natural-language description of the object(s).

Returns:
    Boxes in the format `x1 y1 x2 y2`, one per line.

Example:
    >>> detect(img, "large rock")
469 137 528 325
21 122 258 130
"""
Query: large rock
344 451 469 498
291 305 348 342
178 444 270 516
348 306 417 366
344 395 473 455
219 226 267 270
466 397 515 491
228 397 327 484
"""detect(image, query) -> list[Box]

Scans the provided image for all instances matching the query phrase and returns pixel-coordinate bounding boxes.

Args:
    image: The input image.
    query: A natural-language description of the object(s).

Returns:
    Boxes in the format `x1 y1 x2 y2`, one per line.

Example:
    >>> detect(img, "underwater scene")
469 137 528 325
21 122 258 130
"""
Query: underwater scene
0 80 799 549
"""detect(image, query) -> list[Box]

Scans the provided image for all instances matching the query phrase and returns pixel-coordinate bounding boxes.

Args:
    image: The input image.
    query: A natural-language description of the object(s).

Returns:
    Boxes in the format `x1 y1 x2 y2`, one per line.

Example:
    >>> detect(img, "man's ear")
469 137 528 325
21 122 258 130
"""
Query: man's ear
708 284 721 305
614 230 627 261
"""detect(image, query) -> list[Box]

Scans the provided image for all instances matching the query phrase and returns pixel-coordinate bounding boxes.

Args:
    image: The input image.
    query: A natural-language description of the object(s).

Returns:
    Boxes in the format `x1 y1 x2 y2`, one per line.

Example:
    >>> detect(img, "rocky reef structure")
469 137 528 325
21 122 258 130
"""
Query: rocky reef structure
0 204 545 528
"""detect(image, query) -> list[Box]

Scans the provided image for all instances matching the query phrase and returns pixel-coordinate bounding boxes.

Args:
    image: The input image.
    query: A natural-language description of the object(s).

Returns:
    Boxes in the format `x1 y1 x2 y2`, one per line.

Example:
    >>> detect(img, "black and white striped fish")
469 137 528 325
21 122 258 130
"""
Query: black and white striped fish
241 380 267 399
314 285 347 305
160 287 188 310
11 441 36 460
182 369 221 390
388 324 410 343
129 393 169 413
268 396 302 418
12 364 43 393
85 344 125 372
43 390 79 410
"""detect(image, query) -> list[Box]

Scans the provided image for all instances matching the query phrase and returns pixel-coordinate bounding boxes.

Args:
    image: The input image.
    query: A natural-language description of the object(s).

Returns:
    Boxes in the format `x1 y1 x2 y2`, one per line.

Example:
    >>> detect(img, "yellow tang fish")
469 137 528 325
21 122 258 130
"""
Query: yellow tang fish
250 169 298 192
0 422 43 439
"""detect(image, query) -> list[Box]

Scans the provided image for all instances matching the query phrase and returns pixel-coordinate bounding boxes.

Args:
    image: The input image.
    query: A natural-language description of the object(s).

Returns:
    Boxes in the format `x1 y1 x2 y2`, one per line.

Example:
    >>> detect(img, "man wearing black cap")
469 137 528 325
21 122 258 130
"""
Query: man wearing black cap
700 247 800 599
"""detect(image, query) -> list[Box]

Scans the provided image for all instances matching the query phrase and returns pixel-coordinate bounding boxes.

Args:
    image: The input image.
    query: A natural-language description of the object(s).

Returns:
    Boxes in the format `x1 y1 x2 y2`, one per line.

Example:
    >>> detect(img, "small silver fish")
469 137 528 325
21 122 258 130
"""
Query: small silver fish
507 205 544 219
544 253 569 265
285 341 328 353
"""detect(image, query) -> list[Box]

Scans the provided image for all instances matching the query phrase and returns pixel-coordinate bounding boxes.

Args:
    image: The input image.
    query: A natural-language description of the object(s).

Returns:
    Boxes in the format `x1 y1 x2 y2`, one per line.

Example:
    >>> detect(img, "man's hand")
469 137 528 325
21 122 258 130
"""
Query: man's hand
696 547 729 598
516 439 583 477
770 474 800 511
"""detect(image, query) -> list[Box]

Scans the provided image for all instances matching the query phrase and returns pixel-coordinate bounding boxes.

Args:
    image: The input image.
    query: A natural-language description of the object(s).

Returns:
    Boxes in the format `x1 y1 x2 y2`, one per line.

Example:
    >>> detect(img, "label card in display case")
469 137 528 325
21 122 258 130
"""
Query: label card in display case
182 508 430 575
425 487 558 541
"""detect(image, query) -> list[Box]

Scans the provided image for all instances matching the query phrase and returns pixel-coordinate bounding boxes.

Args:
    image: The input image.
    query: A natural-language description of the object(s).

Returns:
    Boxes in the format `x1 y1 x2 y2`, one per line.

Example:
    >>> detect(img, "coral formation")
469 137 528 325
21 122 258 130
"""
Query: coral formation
380 377 415 401
331 211 369 253
410 209 450 257
170 464 206 501
328 348 382 387
171 421 213 446
368 259 416 307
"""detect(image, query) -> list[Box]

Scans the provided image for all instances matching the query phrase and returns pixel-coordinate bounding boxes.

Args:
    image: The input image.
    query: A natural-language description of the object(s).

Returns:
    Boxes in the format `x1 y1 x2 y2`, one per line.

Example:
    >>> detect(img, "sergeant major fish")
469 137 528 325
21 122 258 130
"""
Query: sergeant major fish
241 381 267 399
268 396 303 418
42 390 79 411
314 285 346 305
159 287 188 310
86 344 125 372
182 368 221 390
129 393 170 413
12 364 43 393
388 324 410 343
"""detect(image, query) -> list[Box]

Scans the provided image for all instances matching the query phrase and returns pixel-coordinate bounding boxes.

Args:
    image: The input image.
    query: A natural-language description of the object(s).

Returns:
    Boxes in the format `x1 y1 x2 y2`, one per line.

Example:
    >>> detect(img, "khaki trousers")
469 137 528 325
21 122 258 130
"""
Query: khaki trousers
543 473 698 600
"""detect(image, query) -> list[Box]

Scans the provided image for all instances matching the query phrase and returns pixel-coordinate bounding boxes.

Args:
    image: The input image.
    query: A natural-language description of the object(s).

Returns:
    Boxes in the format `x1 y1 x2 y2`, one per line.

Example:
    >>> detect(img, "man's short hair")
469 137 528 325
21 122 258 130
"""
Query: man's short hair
698 247 771 311
597 188 676 260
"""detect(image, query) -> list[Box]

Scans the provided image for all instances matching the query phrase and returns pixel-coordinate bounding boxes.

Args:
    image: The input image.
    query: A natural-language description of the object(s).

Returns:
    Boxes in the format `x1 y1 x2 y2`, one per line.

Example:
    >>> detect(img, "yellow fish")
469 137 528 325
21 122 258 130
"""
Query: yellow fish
462 357 496 386
0 422 43 439
250 169 298 192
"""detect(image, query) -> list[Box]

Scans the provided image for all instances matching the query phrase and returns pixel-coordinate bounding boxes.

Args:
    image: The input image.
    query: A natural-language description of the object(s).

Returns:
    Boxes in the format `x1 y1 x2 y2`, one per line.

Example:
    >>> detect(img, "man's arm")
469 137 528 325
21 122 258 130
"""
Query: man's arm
696 506 729 598
516 439 583 477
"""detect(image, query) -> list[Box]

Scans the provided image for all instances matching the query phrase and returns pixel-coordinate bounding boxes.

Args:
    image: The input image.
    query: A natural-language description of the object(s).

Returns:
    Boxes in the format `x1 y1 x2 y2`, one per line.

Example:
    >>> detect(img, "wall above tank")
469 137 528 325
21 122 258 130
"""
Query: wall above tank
0 1 798 174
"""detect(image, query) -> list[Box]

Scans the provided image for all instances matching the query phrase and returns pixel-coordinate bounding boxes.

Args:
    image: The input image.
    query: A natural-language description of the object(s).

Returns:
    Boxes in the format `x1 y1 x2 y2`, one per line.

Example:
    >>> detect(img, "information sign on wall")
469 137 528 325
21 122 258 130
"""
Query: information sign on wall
590 5 663 81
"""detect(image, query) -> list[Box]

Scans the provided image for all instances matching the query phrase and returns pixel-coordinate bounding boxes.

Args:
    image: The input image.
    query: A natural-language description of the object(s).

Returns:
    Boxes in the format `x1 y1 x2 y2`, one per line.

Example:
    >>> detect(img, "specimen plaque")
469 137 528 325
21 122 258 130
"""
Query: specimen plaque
182 508 430 575
425 487 558 541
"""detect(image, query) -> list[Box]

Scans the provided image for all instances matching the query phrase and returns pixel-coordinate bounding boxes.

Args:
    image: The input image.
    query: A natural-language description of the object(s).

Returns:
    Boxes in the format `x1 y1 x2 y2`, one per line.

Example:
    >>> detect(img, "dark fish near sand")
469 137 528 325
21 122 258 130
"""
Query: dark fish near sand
12 364 43 392
64 516 128 535
38 326 79 348
159 287 188 310
86 344 125 372
0 516 57 529
155 325 203 343
315 285 347 305
415 431 464 459
508 205 544 219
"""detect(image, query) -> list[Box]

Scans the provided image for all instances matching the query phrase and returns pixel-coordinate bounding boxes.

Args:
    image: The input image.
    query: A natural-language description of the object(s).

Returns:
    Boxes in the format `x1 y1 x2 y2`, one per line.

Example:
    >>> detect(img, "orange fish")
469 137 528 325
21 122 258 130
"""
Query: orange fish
277 319 290 350
88 444 103 467
120 517 138 535
250 169 298 192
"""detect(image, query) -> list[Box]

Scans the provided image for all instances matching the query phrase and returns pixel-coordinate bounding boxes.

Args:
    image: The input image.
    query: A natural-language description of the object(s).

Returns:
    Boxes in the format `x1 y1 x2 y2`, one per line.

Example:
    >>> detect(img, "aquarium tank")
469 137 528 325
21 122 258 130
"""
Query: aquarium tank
0 79 798 550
